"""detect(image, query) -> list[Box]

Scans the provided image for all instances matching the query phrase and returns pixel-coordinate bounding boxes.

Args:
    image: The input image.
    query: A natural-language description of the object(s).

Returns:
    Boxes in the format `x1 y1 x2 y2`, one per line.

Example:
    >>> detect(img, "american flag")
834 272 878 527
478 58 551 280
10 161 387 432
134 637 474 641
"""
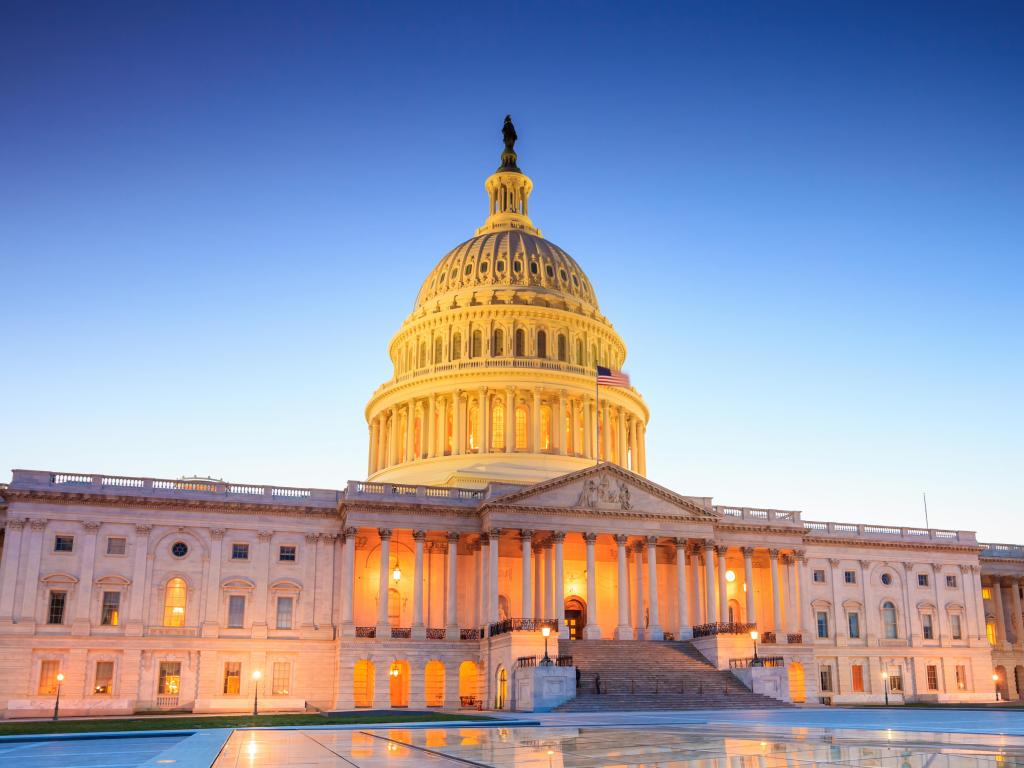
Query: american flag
596 366 631 387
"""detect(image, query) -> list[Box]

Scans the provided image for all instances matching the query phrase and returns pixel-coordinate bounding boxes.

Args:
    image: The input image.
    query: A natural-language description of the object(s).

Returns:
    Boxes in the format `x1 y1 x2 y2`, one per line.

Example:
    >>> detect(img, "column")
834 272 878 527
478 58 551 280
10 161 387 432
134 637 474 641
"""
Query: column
557 390 567 455
376 413 387 469
405 399 415 462
2 520 27 622
251 530 272 638
201 528 224 636
795 550 814 642
601 400 610 461
388 407 398 465
703 540 718 624
505 387 515 453
17 519 47 626
691 545 704 625
553 532 567 637
674 539 691 639
437 532 456 635
583 533 601 638
412 531 426 638
72 521 100 634
476 538 486 629
568 398 578 455
488 528 500 624
741 547 755 625
633 542 646 639
340 528 356 636
438 396 448 456
520 530 533 618
368 419 380 474
769 549 783 638
646 536 663 639
453 390 463 455
629 419 639 472
301 533 319 629
426 396 436 459
637 422 647 475
534 542 544 620
531 390 541 451
972 566 987 642
478 387 489 452
615 535 632 639
583 397 593 459
544 543 554 619
992 579 1007 647
716 545 729 623
376 528 392 634
617 409 627 467
1011 579 1024 649
789 556 805 636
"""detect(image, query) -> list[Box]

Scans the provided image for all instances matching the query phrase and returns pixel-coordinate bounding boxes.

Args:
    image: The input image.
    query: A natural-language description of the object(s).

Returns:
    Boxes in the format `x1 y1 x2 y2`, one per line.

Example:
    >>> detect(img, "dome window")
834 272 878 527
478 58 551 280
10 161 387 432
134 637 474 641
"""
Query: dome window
513 260 522 273
529 261 538 275
559 269 567 282
572 274 579 286
465 264 473 276
496 261 505 273
546 265 554 278
480 262 488 274
450 268 457 280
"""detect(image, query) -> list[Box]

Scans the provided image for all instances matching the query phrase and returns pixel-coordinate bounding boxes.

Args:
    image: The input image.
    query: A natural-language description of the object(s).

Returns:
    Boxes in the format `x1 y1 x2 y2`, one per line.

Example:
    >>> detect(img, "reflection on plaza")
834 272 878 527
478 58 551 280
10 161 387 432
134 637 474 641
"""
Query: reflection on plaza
214 724 1024 767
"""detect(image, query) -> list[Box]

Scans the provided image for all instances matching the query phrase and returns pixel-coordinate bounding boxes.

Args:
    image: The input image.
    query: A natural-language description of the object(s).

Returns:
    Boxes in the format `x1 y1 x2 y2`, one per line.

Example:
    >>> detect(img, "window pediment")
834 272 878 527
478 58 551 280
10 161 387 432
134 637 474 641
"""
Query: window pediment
221 577 256 591
270 579 302 592
41 572 78 585
95 574 131 586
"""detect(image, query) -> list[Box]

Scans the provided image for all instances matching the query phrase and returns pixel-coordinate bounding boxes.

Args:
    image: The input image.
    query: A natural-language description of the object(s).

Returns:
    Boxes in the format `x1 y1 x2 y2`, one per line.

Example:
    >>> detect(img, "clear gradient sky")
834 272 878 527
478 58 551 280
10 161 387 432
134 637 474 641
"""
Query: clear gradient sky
1 2 1021 541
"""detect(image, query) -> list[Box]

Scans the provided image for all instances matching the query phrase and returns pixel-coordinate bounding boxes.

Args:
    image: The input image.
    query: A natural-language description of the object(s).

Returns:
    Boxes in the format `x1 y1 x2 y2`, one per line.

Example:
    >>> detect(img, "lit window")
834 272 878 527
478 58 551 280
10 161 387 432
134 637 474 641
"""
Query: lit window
276 597 294 630
982 587 992 600
47 591 67 625
540 405 552 450
163 578 187 627
158 662 181 695
231 543 249 560
106 537 126 555
955 664 967 690
515 405 528 450
272 662 291 695
228 595 245 628
223 662 241 694
54 536 74 553
987 621 997 645
279 545 296 562
491 403 505 451
851 664 864 692
94 661 113 695
38 660 61 695
101 591 120 626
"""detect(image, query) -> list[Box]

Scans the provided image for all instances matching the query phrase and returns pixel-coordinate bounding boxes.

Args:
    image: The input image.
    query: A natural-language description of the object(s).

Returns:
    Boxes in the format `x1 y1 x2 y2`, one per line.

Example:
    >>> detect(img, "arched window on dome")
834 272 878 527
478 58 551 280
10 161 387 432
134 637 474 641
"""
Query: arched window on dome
557 334 567 362
471 330 482 358
540 404 552 451
515 405 528 450
413 411 423 459
493 329 504 357
418 342 427 369
515 329 526 357
433 337 442 364
537 330 547 358
452 333 462 361
591 344 599 367
576 339 585 366
565 408 572 453
491 402 505 451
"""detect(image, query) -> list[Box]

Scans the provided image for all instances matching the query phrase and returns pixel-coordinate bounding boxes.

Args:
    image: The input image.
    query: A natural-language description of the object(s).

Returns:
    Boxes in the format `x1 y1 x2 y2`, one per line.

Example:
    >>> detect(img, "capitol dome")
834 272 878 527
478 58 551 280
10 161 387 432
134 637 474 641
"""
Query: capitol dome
364 117 648 488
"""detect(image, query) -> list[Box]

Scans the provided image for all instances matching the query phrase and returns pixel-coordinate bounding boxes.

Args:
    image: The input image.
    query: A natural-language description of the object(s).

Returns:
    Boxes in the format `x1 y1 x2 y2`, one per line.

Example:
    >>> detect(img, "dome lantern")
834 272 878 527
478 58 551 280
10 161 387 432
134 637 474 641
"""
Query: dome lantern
476 115 541 237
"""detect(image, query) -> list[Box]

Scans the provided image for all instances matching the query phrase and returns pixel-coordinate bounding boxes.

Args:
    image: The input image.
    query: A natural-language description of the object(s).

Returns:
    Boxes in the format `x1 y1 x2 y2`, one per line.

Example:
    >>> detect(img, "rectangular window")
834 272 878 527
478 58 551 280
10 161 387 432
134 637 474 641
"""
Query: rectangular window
851 664 864 692
223 662 241 694
982 587 992 600
272 662 290 695
951 614 962 640
101 591 121 626
94 661 114 695
279 545 296 562
816 611 829 638
847 612 860 639
38 660 61 695
54 535 74 552
47 591 67 625
813 570 826 583
955 664 967 690
844 570 857 584
889 672 903 692
946 575 957 588
276 596 294 630
158 662 181 695
926 665 939 691
987 621 997 645
918 573 929 587
231 543 249 560
819 666 833 692
106 537 126 555
922 613 934 640
228 595 245 628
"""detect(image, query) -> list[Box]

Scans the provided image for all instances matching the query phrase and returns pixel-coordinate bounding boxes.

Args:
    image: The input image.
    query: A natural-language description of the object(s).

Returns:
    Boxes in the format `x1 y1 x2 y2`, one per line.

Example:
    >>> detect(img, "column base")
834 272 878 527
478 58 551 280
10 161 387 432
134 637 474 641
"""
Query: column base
582 625 602 639
412 625 426 640
614 625 634 640
676 626 693 640
647 626 664 641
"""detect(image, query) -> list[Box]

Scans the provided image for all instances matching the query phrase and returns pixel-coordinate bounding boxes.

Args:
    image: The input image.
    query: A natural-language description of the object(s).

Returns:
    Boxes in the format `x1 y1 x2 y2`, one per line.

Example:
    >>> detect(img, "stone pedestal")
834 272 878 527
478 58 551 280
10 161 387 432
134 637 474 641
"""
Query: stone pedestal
513 665 576 712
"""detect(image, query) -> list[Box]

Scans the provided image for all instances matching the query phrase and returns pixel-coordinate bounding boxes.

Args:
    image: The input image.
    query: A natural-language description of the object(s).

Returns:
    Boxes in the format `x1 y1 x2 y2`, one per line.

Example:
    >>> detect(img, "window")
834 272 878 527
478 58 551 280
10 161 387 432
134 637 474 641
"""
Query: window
882 601 898 639
881 572 892 586
272 662 291 695
918 573 929 587
433 337 442 362
101 591 120 626
514 405 528 450
491 402 505 450
844 570 857 584
228 595 246 628
851 664 864 692
471 330 482 358
982 586 992 600
158 662 181 695
946 575 958 588
38 660 61 695
926 665 939 691
54 535 74 553
493 329 503 356
889 670 903 692
557 334 567 361
451 332 462 360
536 330 547 358
813 569 826 583
223 662 241 694
163 578 187 627
47 591 67 625
106 537 126 555
94 661 113 695
231 543 249 560
922 613 934 640
987 621 997 645
847 612 860 639
951 614 962 640
955 665 967 690
514 329 525 356
530 261 538 275
171 541 188 558
816 611 829 638
279 545 296 562
819 666 833 692
276 597 294 630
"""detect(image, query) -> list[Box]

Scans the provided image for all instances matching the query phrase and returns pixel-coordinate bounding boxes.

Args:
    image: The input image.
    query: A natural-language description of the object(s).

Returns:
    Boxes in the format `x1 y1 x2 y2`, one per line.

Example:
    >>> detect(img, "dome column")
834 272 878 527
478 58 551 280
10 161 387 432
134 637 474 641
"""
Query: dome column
453 390 463 455
387 407 398 467
478 387 489 453
426 395 436 459
637 421 647 475
368 419 379 475
505 387 515 453
601 400 611 461
531 390 541 451
629 417 639 472
437 396 448 456
583 397 593 459
405 399 415 463
557 390 567 455
617 408 627 467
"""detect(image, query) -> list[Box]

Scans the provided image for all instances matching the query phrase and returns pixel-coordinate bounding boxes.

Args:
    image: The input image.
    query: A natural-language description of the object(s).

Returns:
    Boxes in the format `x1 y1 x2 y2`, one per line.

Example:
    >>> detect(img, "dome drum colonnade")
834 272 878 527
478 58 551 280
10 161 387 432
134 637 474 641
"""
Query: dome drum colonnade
365 127 647 487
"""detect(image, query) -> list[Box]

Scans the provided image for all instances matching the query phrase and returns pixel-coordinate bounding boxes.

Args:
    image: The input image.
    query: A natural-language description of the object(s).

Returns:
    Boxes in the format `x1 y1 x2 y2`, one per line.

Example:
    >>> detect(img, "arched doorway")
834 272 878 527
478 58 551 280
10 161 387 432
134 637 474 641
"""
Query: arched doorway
1015 665 1024 700
565 597 587 640
424 661 445 707
788 662 806 703
995 665 1009 701
353 660 374 708
459 661 479 708
495 665 508 709
388 660 409 707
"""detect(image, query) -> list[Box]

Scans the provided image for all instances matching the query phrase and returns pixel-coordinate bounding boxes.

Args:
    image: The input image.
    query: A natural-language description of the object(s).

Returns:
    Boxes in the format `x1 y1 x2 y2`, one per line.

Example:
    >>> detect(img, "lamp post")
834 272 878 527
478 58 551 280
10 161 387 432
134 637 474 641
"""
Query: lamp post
52 672 64 721
993 672 1000 702
749 630 762 666
541 625 553 666
881 670 889 706
252 670 262 717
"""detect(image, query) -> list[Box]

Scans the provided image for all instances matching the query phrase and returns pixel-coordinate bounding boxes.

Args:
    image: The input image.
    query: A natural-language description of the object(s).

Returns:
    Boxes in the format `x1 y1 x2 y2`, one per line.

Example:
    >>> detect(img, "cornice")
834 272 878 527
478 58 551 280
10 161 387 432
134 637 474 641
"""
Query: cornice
803 534 982 554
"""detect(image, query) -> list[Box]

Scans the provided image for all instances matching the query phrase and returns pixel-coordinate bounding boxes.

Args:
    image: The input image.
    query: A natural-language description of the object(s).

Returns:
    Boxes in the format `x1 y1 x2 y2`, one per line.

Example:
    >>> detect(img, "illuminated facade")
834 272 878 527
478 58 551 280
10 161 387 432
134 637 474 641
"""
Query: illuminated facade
0 122 1019 717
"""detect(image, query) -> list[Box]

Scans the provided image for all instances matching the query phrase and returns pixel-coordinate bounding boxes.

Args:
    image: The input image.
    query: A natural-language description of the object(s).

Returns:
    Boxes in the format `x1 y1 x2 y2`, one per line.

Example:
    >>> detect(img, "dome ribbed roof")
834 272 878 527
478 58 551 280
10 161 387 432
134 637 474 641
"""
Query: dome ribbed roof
415 230 598 310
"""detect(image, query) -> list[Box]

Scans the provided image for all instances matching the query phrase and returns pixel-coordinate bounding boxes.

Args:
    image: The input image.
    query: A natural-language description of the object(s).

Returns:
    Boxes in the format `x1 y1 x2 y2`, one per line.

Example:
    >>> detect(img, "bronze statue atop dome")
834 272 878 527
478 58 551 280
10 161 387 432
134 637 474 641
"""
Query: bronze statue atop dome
498 114 521 172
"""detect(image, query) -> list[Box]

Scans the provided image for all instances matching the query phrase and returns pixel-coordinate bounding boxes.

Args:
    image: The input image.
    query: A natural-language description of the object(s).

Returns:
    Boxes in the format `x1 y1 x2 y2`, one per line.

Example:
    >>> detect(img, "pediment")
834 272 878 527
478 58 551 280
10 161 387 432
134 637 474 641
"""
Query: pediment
481 463 718 520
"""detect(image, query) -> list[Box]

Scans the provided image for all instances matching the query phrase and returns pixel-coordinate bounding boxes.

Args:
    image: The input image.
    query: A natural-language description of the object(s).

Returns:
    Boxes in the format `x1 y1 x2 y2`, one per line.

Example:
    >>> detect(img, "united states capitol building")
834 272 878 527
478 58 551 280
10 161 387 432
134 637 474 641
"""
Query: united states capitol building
2 120 1022 717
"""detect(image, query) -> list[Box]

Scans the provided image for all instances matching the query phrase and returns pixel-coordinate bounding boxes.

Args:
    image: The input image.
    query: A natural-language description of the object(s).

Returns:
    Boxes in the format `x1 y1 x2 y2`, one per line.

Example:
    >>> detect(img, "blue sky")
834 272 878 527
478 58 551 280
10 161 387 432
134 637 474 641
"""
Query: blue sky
1 2 1021 541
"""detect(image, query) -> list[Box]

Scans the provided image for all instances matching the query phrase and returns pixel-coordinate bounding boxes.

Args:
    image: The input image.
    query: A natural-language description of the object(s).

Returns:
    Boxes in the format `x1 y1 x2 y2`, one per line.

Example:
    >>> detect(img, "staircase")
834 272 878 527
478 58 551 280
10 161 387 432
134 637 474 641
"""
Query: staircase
555 639 790 711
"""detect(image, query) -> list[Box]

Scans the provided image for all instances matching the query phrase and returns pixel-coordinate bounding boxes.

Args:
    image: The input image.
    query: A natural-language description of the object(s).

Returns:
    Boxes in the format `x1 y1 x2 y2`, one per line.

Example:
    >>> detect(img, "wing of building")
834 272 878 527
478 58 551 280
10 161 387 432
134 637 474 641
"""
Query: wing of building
1 120 1021 716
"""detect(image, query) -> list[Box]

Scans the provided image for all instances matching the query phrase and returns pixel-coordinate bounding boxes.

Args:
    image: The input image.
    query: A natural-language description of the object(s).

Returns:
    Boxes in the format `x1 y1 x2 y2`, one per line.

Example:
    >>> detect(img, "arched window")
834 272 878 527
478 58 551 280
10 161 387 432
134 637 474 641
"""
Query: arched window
882 601 898 639
498 594 510 621
451 333 462 361
418 342 427 368
467 406 479 451
388 587 401 626
353 660 374 708
537 330 547 358
471 330 482 358
491 402 505 451
515 405 528 450
557 334 567 361
433 337 442 363
424 661 445 707
163 578 187 627
576 339 584 366
515 329 525 357
540 405 552 450
591 343 598 366
493 329 504 357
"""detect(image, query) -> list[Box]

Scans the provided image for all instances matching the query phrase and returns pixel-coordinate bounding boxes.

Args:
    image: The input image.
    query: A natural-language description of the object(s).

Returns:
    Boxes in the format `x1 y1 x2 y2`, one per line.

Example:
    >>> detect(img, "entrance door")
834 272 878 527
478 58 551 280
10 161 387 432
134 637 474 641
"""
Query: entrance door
565 597 586 639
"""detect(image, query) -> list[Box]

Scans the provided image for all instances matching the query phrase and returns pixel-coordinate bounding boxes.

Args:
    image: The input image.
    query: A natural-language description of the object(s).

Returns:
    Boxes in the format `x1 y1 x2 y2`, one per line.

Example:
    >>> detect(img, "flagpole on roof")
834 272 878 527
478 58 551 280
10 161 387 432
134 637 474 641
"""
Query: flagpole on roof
594 367 600 467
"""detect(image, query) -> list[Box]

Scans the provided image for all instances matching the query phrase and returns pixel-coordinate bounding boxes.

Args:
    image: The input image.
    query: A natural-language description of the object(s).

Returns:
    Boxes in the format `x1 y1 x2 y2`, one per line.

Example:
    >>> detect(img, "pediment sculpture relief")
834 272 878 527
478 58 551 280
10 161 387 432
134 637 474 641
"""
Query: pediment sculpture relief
576 472 632 511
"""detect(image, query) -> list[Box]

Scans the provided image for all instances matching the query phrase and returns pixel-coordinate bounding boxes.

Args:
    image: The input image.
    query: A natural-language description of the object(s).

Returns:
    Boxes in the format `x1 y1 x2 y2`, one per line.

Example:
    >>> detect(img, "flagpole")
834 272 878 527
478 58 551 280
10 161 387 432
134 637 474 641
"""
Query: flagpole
595 371 600 466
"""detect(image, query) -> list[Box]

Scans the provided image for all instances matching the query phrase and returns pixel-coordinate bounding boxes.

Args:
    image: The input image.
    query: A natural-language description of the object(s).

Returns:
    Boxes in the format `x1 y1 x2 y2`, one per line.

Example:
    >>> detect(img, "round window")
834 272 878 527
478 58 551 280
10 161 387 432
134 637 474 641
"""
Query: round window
881 572 892 585
171 541 189 558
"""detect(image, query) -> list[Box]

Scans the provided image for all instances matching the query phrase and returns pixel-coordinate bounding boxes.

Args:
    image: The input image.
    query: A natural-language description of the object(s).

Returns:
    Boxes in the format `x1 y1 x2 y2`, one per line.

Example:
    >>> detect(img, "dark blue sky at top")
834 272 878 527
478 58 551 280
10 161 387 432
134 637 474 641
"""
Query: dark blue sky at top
1 2 1021 538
